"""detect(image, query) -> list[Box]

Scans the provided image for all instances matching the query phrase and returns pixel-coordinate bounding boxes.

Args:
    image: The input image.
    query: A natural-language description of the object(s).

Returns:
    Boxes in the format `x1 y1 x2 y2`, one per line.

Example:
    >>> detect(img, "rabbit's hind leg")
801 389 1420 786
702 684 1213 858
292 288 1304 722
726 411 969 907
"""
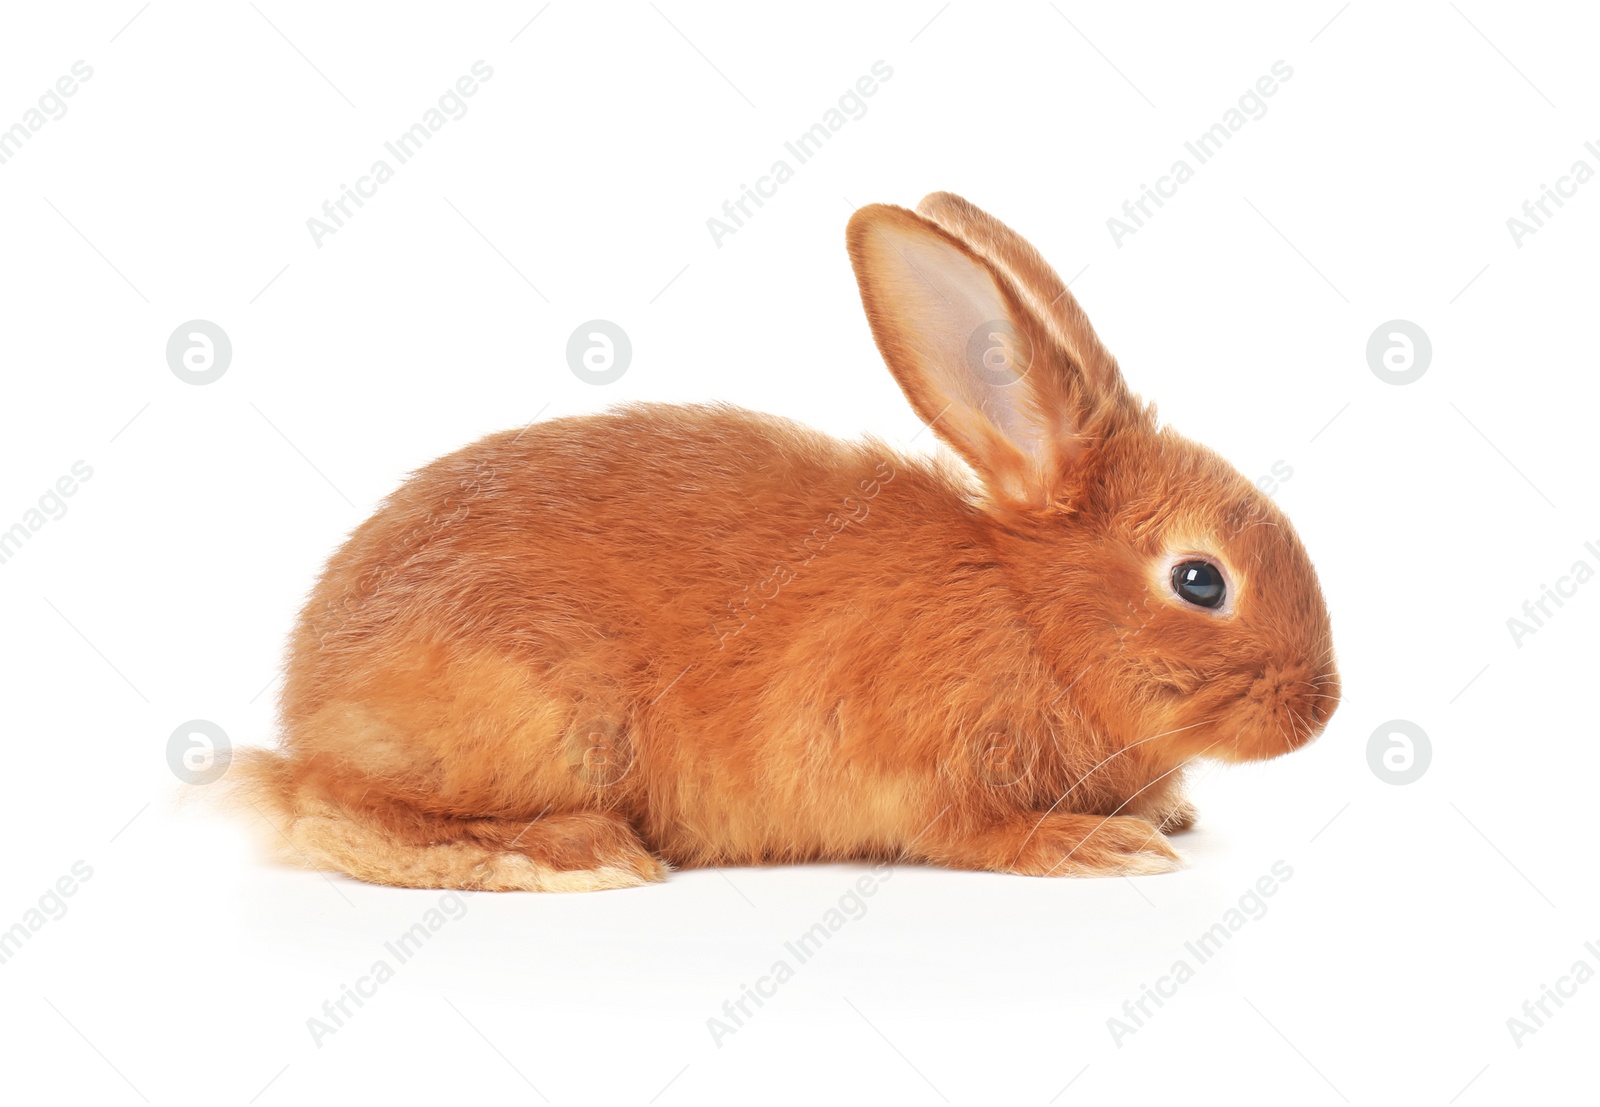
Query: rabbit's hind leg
233 749 666 892
289 803 666 892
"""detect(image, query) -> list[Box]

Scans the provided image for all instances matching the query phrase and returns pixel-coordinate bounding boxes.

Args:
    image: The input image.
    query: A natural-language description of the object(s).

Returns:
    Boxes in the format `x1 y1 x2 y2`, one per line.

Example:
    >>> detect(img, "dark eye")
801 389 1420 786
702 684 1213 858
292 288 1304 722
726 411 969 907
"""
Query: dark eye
1171 560 1226 609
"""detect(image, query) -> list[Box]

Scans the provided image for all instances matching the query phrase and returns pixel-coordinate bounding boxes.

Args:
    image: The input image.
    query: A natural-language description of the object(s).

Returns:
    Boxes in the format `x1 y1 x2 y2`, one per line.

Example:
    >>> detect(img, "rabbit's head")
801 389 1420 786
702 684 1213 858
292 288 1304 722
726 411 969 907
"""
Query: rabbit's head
848 193 1338 764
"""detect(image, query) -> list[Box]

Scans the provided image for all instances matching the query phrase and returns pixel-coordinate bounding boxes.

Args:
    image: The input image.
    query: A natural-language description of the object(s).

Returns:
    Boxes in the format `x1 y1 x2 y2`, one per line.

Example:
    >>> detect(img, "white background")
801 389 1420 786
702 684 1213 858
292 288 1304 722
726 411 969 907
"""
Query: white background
1 2 1596 1104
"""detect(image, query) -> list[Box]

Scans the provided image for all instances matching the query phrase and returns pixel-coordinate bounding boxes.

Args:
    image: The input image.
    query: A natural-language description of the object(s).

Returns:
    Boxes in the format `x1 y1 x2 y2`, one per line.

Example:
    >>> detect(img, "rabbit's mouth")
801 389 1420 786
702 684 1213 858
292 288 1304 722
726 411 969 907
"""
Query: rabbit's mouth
1150 660 1339 763
1230 661 1341 760
1115 649 1340 762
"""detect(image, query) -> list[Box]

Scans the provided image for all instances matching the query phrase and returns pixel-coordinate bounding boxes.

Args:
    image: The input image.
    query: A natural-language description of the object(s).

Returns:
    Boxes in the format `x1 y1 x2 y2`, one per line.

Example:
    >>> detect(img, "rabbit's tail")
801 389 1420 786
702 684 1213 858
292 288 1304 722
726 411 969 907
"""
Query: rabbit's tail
224 746 665 893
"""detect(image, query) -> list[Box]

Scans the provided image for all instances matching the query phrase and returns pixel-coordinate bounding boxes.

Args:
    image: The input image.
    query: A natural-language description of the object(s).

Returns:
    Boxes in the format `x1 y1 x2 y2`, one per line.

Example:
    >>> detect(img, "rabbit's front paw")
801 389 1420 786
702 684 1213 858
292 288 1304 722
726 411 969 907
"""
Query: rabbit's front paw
1153 799 1198 834
921 811 1184 878
1010 813 1183 877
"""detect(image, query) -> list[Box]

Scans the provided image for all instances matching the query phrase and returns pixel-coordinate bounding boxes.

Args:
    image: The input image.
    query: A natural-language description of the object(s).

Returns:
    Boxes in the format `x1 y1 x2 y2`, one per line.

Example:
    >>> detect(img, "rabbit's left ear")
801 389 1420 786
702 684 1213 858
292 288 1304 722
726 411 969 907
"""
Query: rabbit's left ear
847 203 1098 509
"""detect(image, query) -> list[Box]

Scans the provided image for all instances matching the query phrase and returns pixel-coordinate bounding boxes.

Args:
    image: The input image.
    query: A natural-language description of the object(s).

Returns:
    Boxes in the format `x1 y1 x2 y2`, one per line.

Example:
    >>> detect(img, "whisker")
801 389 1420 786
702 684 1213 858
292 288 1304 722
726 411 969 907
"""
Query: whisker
1039 736 1231 876
1010 715 1218 864
1285 704 1307 747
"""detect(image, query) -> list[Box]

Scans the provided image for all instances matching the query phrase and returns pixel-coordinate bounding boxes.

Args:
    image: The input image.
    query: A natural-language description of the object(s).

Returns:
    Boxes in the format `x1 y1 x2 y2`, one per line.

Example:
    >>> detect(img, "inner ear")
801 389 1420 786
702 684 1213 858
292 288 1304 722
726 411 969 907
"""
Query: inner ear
899 234 1052 441
848 207 1070 506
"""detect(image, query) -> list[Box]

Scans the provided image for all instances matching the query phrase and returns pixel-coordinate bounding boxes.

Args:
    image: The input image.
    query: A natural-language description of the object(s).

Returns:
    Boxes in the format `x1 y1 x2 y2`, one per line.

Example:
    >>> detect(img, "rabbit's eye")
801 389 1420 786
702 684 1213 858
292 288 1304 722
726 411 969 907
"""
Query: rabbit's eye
1171 560 1226 609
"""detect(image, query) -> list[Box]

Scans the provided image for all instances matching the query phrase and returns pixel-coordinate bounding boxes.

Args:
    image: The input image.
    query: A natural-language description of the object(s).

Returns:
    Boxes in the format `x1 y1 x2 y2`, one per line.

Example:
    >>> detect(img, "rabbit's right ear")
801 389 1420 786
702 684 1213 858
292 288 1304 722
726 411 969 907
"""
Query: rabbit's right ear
847 203 1118 509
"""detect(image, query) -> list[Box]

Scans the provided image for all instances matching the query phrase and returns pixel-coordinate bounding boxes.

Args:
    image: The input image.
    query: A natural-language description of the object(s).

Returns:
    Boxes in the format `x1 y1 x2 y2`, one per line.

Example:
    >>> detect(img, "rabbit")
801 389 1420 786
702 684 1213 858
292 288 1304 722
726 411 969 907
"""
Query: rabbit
233 192 1340 891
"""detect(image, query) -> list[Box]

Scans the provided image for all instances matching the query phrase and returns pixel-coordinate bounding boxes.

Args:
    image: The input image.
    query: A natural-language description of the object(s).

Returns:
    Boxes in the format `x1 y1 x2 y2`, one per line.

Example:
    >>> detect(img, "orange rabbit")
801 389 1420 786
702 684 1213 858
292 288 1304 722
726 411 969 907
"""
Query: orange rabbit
235 192 1339 891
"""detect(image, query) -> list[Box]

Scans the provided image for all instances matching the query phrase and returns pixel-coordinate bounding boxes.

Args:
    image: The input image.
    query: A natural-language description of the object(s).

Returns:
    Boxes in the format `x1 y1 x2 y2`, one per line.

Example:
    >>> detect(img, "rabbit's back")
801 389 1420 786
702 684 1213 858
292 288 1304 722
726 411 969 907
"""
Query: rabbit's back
288 404 930 689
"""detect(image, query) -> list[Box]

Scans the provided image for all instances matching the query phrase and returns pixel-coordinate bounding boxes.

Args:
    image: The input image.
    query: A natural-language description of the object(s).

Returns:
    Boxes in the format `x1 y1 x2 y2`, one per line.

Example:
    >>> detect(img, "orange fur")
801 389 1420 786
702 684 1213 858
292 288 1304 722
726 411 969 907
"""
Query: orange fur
233 194 1339 890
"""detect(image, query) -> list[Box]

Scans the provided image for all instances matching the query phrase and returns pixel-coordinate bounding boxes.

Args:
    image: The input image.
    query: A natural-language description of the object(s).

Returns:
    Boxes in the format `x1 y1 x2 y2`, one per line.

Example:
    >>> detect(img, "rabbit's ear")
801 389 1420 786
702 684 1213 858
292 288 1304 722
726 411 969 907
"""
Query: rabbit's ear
915 192 1129 415
848 203 1125 508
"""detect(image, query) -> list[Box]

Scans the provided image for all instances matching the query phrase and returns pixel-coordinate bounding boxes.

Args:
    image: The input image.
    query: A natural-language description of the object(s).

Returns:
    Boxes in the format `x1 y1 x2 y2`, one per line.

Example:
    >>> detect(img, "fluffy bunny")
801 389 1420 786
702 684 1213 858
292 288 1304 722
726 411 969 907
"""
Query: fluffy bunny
235 193 1339 891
